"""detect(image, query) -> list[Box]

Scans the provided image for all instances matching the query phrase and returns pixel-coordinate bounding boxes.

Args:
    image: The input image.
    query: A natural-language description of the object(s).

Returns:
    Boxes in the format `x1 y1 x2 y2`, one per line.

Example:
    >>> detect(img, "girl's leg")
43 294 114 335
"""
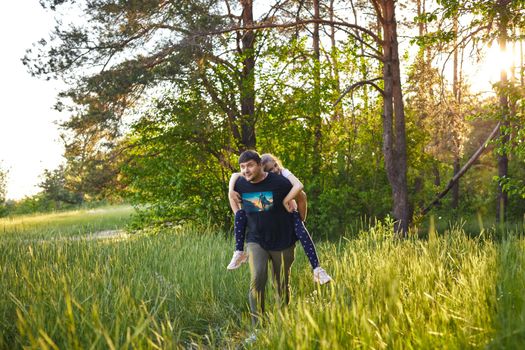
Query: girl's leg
234 209 247 251
227 209 248 270
292 211 320 270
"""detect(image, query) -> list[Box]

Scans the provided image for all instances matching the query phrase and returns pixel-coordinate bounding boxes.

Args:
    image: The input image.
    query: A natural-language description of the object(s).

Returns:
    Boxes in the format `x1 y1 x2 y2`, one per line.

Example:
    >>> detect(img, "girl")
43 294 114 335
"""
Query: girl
227 153 332 285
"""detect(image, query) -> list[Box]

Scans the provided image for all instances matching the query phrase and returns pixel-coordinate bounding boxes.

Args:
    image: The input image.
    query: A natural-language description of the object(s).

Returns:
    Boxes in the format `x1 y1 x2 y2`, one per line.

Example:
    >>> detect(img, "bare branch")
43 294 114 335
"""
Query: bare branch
199 18 382 45
421 122 501 216
334 77 384 106
438 24 492 77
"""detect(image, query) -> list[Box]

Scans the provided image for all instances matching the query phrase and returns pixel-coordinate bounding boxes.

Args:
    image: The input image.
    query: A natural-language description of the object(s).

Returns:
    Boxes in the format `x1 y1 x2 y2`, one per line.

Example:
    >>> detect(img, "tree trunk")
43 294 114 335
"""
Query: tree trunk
451 157 460 209
311 0 322 178
240 0 256 150
516 28 525 119
329 0 342 120
379 0 410 236
433 162 441 187
519 28 525 87
417 0 424 36
451 17 460 210
496 7 509 223
413 0 427 208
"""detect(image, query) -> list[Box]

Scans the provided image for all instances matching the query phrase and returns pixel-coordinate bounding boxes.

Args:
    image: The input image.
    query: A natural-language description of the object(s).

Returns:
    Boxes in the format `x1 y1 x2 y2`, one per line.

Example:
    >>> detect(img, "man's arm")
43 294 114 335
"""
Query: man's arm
229 195 241 214
296 190 307 221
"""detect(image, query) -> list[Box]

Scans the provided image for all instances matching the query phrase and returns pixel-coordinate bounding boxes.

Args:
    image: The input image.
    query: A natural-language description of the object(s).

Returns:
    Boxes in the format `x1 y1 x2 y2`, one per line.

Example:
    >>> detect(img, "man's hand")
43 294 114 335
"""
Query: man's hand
229 190 242 204
283 199 298 213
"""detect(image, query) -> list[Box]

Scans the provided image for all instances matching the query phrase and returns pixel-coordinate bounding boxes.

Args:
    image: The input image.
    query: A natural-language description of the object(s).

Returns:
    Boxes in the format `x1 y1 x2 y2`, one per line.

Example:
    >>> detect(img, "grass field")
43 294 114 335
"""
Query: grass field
1 208 525 349
0 205 134 241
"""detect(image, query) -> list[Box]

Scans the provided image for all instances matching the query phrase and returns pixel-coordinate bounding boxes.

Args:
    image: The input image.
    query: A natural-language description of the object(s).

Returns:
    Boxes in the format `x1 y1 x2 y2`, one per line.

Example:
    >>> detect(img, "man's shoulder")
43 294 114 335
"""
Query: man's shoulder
235 173 291 191
234 176 249 190
268 172 292 187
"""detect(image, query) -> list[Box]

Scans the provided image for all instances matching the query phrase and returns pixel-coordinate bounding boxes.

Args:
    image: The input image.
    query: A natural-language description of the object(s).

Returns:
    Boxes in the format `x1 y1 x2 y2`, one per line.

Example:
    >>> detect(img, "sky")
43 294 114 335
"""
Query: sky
0 1 66 200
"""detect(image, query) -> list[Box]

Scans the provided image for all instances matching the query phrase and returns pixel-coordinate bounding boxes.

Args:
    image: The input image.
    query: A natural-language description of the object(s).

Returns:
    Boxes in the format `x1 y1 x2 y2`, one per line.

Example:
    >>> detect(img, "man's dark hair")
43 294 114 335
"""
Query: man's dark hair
239 150 261 164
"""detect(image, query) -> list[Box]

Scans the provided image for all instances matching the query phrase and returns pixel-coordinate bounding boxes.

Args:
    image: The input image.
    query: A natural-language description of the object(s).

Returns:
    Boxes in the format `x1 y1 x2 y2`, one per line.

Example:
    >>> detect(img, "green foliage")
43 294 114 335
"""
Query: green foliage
492 83 525 204
3 193 61 216
494 159 525 219
252 32 390 236
1 164 123 217
121 90 233 228
39 166 82 205
2 195 120 218
60 111 123 202
116 27 395 235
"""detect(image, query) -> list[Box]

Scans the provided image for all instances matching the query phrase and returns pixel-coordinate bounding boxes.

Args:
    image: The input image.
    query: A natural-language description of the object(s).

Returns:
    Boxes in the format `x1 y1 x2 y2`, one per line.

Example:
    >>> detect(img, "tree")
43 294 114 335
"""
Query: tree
238 0 257 149
408 1 473 213
60 110 123 201
419 0 525 219
372 0 411 234
495 0 511 222
25 0 417 234
311 0 322 180
0 163 7 205
241 0 412 233
25 1 261 154
39 166 82 206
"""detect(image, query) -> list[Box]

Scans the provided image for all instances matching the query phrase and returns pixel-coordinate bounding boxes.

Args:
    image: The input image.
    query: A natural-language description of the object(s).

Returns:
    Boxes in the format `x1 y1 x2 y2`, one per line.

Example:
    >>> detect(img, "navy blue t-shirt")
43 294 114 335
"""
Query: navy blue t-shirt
234 172 296 250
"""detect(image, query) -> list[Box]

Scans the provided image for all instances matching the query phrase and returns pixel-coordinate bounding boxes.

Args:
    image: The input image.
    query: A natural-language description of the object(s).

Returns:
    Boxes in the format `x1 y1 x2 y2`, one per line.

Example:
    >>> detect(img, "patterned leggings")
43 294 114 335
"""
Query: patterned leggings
234 209 320 270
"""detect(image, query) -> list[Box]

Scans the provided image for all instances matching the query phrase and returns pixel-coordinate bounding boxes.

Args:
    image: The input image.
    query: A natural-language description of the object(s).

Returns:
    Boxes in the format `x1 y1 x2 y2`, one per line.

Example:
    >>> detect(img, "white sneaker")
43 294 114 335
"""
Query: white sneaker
313 267 332 284
244 331 257 344
227 250 248 270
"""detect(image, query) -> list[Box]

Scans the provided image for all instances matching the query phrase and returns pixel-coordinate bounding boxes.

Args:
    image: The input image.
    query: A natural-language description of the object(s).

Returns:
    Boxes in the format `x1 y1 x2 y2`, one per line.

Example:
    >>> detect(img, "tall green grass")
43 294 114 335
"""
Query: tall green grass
0 205 134 240
1 209 525 349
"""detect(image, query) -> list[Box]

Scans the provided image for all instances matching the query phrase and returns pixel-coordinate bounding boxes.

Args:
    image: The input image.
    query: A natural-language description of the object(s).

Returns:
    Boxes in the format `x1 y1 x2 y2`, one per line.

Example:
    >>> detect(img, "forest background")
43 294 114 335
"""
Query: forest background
1 0 525 237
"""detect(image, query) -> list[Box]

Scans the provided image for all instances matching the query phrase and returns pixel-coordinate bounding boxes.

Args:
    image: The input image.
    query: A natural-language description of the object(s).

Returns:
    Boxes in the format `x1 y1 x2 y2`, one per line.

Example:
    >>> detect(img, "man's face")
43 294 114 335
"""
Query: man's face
240 159 263 182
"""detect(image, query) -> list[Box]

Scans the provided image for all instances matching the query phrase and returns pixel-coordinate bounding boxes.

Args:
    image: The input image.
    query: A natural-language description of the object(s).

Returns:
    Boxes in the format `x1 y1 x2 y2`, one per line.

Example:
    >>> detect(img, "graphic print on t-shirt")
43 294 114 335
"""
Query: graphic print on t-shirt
242 192 274 213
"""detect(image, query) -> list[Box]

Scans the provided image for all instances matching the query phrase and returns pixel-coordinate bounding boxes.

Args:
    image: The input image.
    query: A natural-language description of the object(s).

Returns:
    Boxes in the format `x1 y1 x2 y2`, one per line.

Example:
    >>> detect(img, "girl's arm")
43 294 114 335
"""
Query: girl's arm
283 173 304 211
228 173 242 213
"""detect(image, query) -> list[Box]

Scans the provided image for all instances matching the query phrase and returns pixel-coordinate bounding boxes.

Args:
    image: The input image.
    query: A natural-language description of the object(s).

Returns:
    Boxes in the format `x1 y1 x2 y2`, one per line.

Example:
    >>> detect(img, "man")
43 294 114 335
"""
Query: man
231 150 297 326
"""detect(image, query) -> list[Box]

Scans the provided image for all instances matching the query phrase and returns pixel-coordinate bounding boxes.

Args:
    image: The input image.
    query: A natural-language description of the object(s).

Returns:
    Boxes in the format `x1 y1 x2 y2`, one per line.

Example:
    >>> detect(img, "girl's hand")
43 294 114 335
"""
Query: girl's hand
229 190 241 203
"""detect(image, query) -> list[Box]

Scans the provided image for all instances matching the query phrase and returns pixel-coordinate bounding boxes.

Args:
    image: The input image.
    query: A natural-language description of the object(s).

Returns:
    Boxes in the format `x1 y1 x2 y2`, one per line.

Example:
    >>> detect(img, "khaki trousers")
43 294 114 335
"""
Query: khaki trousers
246 242 295 325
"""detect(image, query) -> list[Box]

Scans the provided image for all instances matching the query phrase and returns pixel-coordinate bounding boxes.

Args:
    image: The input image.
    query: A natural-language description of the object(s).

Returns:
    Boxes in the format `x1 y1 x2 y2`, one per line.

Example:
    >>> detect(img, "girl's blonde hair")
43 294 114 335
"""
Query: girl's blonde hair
261 153 283 169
